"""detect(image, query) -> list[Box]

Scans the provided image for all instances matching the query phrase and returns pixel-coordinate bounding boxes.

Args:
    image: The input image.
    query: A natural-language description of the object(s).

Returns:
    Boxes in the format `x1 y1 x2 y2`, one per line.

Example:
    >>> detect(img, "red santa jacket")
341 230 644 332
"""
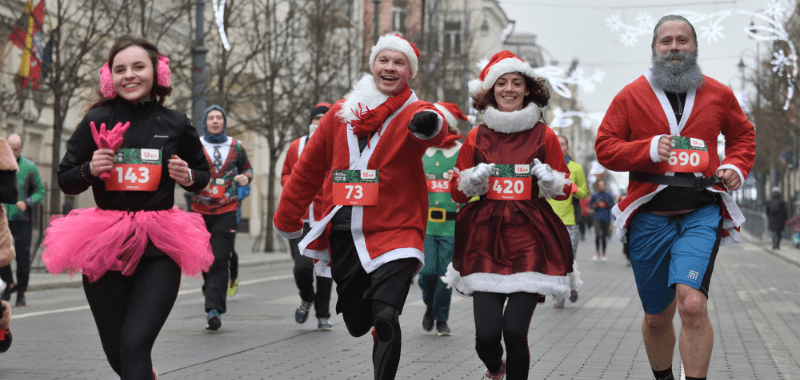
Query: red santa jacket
595 71 755 245
281 136 324 224
273 92 446 273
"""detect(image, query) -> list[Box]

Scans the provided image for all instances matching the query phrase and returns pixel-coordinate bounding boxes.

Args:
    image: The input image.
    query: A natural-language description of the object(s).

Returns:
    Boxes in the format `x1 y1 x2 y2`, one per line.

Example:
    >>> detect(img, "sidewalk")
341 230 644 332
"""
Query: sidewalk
740 228 800 268
20 234 292 292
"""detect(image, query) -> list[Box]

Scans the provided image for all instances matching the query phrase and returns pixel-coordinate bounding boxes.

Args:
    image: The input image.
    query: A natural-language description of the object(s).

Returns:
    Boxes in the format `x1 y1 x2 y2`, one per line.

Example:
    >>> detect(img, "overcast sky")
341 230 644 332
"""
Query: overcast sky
495 0 790 120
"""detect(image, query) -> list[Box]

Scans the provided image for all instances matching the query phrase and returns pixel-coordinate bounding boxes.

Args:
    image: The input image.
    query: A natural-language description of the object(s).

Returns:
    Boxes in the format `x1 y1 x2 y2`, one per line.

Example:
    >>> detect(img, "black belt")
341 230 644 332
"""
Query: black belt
428 207 457 223
629 171 720 190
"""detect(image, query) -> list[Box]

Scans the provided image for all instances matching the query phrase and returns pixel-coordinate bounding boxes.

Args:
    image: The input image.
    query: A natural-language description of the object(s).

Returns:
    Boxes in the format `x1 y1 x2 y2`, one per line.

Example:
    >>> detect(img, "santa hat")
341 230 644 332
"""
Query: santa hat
309 102 331 123
433 102 468 128
469 50 541 99
369 33 420 78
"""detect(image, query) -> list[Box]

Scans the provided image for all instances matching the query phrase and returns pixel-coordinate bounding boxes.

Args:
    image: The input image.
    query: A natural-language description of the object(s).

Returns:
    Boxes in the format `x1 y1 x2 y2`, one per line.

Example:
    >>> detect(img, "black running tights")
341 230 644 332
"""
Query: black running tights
83 249 181 380
473 291 538 380
342 300 402 380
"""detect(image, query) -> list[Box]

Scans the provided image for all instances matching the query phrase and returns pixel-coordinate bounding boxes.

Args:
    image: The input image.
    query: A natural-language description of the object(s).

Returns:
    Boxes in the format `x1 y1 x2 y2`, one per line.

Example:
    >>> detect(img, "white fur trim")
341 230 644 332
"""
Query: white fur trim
539 170 571 199
338 74 389 124
484 104 540 133
434 103 457 127
369 34 419 78
457 167 488 197
273 223 303 240
650 135 665 163
425 142 461 158
442 263 570 296
470 58 540 98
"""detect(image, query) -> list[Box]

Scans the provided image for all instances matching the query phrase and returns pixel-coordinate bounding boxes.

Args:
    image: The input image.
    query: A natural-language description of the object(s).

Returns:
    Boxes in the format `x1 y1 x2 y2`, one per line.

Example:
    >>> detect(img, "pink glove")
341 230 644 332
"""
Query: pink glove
571 183 578 194
90 121 131 179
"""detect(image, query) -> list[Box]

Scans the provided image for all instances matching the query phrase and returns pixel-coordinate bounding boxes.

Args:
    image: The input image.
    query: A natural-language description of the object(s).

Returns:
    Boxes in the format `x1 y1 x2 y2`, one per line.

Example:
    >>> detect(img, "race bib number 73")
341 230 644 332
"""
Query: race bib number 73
332 170 379 206
104 148 162 191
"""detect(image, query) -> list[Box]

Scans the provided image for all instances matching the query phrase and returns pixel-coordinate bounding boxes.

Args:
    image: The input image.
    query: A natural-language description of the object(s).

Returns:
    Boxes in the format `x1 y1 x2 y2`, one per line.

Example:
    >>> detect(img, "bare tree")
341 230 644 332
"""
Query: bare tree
209 0 358 251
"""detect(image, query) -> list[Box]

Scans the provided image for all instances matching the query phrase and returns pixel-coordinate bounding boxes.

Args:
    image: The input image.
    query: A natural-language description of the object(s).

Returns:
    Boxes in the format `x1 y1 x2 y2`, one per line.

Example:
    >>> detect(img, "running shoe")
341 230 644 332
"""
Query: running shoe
569 290 579 303
227 278 238 297
480 361 505 379
436 321 451 336
422 306 434 332
553 298 565 308
206 309 221 331
318 317 332 331
295 301 312 324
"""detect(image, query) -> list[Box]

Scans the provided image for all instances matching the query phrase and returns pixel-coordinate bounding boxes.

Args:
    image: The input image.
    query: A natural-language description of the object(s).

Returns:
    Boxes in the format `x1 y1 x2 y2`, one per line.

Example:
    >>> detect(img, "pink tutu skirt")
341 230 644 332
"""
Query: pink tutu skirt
42 206 214 282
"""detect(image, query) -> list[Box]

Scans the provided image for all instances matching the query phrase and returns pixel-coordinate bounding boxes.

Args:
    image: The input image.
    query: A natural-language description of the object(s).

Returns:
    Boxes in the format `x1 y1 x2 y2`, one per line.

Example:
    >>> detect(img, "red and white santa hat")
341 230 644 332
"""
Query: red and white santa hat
369 33 420 78
469 50 540 99
433 102 468 128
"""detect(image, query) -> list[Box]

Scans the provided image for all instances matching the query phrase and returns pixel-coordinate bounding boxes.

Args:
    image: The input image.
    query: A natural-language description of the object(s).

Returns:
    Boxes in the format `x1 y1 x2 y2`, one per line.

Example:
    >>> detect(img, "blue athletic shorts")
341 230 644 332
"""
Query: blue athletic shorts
627 203 722 315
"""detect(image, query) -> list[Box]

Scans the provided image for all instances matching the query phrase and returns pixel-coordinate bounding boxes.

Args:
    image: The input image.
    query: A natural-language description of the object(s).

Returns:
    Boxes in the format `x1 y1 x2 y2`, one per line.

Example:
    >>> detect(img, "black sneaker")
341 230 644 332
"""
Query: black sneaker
435 321 451 336
1 284 15 302
15 293 25 307
206 309 221 331
295 301 312 324
421 306 433 332
569 290 578 303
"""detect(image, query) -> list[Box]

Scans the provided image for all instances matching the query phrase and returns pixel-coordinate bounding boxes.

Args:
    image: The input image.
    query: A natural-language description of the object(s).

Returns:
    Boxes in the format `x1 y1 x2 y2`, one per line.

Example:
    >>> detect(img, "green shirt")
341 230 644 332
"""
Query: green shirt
4 157 45 222
546 159 588 226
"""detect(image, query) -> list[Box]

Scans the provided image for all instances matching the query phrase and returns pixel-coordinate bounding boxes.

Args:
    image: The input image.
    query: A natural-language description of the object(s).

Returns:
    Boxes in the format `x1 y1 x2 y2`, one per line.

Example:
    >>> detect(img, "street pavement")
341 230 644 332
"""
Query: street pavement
1 230 799 379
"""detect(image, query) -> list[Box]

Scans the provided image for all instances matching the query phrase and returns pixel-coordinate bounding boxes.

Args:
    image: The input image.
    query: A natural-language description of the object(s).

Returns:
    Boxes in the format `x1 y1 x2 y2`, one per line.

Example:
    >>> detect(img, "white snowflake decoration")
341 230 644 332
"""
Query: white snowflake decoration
212 0 231 51
605 3 797 110
636 13 654 29
548 107 602 130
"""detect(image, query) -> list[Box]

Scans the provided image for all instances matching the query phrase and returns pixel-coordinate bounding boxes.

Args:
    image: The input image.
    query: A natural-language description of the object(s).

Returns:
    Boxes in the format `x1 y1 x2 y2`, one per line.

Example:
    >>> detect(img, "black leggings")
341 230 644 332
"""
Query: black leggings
83 246 181 380
595 220 610 254
473 292 538 380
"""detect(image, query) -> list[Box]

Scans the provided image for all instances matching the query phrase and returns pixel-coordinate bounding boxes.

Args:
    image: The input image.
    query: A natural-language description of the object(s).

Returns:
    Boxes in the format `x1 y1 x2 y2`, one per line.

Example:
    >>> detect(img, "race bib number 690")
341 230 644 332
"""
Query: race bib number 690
658 136 709 173
332 170 379 206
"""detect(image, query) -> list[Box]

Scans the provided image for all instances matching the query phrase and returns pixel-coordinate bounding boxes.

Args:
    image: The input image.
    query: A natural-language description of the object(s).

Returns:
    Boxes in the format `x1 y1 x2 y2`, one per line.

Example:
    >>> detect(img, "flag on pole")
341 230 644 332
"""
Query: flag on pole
9 0 45 90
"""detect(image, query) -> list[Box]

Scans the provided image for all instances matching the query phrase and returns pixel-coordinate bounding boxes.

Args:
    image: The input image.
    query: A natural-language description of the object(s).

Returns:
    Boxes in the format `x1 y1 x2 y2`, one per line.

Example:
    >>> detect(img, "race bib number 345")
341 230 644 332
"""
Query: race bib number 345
104 148 162 191
487 164 531 201
332 170 379 206
658 136 709 173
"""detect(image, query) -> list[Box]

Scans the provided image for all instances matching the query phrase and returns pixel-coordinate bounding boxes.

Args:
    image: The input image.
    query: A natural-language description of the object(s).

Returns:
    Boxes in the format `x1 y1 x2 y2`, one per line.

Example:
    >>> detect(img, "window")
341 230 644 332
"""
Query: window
444 22 461 56
392 0 407 35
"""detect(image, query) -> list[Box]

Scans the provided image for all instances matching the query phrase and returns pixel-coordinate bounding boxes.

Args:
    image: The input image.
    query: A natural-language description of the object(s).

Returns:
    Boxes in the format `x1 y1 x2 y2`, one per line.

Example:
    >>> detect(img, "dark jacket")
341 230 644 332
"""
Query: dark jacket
766 192 789 232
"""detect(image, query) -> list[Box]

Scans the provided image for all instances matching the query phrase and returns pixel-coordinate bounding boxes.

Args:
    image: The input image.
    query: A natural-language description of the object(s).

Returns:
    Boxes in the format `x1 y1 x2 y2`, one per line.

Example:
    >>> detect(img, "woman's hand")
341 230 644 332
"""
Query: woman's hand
168 155 194 186
90 148 115 177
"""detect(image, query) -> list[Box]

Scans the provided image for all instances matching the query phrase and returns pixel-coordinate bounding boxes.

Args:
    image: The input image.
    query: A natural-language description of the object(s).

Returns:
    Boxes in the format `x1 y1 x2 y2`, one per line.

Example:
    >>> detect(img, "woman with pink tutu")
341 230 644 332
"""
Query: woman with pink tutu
42 35 213 380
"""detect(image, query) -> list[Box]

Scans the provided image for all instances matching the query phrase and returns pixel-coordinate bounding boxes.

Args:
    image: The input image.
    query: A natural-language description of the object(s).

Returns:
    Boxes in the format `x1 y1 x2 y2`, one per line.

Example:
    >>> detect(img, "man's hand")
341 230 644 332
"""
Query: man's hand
15 201 26 212
716 168 741 190
657 135 672 162
408 111 438 137
233 174 249 186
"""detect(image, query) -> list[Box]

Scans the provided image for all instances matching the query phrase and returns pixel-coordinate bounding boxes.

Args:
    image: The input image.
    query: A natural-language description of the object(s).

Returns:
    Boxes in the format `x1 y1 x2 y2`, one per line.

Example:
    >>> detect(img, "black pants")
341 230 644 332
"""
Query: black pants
289 223 332 318
83 244 181 380
473 292 538 380
0 221 32 293
594 220 610 254
771 229 783 249
201 212 237 314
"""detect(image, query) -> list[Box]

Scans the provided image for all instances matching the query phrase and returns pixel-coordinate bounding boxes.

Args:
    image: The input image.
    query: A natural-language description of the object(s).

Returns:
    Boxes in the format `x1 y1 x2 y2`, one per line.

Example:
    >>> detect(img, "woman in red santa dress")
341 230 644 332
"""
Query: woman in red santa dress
442 50 578 380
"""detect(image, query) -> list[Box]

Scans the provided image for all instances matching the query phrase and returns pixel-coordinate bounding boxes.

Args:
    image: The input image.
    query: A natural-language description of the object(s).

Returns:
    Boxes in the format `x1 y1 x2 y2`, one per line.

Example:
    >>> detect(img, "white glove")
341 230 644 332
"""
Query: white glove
533 158 555 188
470 163 495 185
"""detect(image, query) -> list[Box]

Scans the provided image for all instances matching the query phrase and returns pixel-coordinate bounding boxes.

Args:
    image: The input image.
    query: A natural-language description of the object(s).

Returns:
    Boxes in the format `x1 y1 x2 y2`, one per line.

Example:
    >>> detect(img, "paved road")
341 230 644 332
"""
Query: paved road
2 232 799 379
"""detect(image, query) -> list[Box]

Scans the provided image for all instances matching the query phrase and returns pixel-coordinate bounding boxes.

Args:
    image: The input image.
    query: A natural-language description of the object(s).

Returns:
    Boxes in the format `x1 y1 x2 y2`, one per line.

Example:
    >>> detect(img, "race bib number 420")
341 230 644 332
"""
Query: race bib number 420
658 136 709 173
487 164 531 200
104 148 162 191
332 170 379 206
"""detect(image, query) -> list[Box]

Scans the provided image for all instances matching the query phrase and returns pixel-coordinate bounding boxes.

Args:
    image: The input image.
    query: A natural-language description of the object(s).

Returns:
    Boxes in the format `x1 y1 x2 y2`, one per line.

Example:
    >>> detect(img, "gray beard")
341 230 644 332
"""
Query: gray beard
650 51 703 93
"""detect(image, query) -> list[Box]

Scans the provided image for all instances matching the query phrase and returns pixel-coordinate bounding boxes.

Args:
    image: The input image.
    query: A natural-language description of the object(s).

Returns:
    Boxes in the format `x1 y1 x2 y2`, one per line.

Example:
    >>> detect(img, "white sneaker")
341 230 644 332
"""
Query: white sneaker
593 254 599 261
601 255 607 262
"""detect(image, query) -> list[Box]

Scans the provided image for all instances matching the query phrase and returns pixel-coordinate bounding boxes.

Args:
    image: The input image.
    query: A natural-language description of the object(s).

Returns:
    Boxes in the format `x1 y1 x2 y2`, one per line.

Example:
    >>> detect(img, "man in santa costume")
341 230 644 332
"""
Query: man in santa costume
595 15 755 380
281 102 334 331
273 33 447 380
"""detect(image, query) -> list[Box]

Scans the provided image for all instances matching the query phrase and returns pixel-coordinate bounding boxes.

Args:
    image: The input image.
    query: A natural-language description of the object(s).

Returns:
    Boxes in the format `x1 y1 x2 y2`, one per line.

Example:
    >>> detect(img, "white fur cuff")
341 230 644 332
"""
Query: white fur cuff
457 167 489 197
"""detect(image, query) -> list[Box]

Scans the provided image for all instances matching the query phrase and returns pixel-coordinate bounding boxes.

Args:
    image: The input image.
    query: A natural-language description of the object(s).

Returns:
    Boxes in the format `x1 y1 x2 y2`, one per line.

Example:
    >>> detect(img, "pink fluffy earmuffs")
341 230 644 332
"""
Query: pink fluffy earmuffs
100 55 171 100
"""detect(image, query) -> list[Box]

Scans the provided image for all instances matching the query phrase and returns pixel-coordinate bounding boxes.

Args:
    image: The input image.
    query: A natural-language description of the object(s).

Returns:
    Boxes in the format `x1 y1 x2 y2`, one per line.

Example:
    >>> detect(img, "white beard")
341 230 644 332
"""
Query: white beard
308 124 317 136
337 74 389 124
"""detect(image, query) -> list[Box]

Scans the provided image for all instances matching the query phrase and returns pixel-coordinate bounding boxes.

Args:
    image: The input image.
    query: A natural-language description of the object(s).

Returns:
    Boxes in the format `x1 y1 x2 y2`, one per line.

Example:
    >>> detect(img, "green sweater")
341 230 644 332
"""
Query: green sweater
546 159 588 226
423 145 460 237
4 157 45 222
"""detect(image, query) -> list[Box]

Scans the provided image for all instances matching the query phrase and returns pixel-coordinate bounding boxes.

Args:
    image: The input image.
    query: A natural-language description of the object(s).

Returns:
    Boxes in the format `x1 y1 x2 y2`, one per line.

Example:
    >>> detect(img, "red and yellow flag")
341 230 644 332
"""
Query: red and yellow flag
9 0 45 89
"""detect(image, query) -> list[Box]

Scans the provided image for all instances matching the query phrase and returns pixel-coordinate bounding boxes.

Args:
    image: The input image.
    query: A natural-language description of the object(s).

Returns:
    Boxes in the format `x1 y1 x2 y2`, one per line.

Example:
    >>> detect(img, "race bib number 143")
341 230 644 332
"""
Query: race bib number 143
104 148 162 191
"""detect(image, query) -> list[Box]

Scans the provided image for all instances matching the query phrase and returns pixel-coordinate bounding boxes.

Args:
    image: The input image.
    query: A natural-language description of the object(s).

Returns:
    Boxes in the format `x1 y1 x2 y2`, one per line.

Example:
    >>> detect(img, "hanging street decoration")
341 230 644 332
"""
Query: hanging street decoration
212 0 231 51
605 0 797 110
